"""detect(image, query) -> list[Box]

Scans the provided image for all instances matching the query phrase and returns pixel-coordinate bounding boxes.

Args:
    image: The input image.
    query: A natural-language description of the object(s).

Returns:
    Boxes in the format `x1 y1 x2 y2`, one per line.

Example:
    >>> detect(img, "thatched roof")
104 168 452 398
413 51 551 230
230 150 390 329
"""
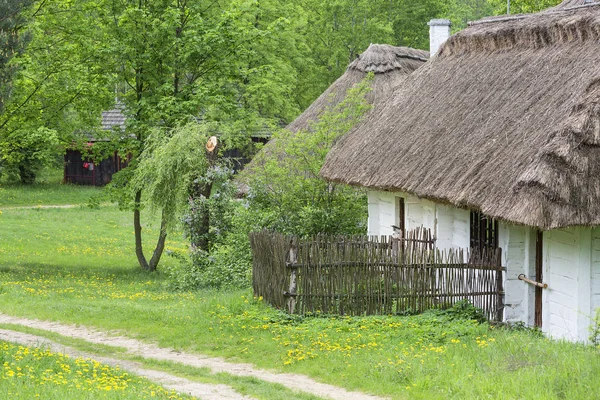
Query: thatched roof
286 45 428 134
240 44 428 178
321 1 600 230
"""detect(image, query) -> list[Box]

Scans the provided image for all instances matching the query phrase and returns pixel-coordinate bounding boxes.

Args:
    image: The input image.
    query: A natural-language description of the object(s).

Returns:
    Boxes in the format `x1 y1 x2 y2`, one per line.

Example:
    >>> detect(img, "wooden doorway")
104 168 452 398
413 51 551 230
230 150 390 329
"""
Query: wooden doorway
535 230 543 328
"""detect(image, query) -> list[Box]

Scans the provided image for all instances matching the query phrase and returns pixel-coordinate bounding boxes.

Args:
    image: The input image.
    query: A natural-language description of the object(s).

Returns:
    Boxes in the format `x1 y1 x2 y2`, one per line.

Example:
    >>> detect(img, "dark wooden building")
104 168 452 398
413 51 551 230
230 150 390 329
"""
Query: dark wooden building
64 108 128 186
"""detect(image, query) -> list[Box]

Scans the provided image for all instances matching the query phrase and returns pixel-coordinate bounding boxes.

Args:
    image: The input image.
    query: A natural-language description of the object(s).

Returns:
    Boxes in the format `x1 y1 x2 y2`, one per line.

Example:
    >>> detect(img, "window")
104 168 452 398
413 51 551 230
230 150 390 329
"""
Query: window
395 197 405 236
470 211 498 251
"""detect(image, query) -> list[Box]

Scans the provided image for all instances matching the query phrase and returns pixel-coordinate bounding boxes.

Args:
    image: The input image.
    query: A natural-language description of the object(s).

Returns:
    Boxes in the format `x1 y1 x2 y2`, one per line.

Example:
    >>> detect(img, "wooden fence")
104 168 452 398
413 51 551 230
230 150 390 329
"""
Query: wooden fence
250 228 504 321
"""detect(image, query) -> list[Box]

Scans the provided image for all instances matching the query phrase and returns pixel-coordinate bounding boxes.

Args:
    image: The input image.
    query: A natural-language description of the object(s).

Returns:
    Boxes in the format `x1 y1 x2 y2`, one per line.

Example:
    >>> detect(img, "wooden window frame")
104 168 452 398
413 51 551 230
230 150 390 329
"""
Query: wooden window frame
396 197 405 237
470 210 498 251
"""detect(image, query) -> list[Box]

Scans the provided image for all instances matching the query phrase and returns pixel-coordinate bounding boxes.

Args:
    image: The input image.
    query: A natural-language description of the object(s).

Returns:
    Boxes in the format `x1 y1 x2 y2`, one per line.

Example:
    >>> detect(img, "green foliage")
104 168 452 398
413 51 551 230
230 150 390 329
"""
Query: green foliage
167 193 253 291
0 0 33 113
128 123 213 229
392 0 449 49
589 308 600 346
448 0 494 30
300 0 394 90
434 299 488 323
0 126 59 183
489 0 562 15
242 76 373 237
0 0 113 183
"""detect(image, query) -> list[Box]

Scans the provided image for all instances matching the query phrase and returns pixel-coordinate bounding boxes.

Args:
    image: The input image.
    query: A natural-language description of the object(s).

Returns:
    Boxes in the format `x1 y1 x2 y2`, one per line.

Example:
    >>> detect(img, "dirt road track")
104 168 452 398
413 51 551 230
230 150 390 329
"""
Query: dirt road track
0 314 388 400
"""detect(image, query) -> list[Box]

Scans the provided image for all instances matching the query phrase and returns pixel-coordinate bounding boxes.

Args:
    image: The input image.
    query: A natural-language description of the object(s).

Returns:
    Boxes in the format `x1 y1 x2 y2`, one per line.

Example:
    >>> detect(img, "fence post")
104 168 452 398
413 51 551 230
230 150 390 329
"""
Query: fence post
496 248 504 322
286 242 298 314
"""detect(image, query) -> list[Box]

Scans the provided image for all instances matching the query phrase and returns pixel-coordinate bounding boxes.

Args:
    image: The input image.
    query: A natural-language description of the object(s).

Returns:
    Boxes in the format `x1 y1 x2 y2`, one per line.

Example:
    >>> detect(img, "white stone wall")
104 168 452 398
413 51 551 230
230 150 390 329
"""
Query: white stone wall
366 189 599 342
543 227 592 342
366 189 468 250
367 190 433 236
405 194 436 233
367 190 396 236
592 228 600 318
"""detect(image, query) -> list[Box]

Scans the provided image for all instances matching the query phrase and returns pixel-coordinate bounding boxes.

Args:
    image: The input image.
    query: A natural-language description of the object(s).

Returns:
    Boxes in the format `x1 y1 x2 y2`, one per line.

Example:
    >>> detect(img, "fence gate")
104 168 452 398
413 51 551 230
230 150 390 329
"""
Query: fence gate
250 229 504 321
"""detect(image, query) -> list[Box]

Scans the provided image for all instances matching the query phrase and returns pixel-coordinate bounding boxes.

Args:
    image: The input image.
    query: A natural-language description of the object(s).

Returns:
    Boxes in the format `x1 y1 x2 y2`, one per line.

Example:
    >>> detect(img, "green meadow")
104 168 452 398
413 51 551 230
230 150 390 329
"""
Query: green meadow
0 177 599 399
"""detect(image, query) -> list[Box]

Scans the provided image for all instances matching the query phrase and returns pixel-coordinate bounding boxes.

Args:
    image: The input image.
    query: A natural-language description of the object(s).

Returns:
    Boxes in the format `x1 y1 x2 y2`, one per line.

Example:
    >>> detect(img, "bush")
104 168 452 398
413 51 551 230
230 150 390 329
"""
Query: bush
167 77 374 289
239 75 373 237
434 300 488 323
166 201 255 291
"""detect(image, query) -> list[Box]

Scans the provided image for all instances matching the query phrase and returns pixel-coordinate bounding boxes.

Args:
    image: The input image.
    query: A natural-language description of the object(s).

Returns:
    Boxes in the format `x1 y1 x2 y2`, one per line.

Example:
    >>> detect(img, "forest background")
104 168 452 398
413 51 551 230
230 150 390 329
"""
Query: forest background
0 0 561 286
0 0 560 184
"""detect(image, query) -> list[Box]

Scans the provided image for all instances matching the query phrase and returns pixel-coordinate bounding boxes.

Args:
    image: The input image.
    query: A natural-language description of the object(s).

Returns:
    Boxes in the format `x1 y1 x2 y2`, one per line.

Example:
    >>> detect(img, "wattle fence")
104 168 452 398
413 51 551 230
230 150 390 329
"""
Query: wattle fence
249 228 505 321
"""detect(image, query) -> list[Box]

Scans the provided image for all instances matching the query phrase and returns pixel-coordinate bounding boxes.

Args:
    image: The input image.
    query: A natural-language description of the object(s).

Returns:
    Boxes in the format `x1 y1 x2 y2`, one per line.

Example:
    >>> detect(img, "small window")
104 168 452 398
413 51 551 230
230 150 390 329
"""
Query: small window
470 211 498 251
396 197 405 236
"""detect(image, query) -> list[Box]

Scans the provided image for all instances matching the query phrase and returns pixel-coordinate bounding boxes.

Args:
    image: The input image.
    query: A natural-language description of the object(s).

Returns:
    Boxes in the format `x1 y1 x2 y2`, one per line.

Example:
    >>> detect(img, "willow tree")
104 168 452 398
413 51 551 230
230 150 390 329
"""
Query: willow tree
93 0 309 271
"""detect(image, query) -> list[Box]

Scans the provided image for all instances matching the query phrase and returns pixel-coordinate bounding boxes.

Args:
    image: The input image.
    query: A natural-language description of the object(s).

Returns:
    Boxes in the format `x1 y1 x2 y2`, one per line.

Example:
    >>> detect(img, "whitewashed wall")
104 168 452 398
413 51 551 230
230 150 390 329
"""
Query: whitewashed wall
367 190 468 249
367 189 599 342
592 228 600 319
502 225 535 325
543 227 592 342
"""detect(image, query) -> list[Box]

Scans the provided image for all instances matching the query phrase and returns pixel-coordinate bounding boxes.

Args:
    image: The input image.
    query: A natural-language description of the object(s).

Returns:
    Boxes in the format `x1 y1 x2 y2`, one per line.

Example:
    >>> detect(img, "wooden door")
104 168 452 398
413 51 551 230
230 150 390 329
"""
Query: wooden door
535 230 543 328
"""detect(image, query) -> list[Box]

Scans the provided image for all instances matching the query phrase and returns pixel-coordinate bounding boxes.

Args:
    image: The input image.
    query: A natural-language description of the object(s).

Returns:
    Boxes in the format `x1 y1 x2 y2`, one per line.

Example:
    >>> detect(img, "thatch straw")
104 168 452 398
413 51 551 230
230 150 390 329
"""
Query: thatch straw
286 45 428 133
241 44 428 178
320 4 600 230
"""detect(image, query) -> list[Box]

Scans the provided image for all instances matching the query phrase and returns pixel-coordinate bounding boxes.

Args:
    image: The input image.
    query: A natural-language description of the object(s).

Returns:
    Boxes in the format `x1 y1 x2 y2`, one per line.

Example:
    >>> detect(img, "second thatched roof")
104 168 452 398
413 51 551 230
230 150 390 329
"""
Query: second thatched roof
321 1 600 230
241 44 428 176
286 44 429 133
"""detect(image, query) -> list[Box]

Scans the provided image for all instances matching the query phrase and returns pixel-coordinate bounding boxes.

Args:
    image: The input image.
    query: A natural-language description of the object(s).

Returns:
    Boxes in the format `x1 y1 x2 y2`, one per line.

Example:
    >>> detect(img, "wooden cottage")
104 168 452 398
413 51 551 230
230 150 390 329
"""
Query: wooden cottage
321 0 600 341
63 108 128 186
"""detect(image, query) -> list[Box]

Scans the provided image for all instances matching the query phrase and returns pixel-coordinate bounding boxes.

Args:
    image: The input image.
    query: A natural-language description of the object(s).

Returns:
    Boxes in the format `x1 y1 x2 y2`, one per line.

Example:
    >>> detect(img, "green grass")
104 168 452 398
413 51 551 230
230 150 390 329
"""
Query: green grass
0 167 102 208
0 182 599 399
0 340 191 399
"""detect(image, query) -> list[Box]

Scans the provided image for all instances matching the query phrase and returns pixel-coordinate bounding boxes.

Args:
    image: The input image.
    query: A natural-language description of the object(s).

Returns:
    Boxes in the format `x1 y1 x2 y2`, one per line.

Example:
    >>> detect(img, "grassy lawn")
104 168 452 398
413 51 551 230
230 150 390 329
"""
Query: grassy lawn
0 181 599 399
0 168 102 207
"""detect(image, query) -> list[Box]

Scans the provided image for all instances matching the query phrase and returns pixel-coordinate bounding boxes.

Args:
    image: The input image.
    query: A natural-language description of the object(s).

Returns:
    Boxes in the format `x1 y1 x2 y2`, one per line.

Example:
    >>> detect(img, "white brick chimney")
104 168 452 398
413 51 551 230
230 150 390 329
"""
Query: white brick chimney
428 19 452 56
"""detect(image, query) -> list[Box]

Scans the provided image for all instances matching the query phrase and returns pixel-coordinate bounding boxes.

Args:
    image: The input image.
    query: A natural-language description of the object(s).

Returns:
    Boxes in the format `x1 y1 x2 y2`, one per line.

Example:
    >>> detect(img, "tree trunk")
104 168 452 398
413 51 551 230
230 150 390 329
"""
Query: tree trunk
189 138 219 253
148 210 168 271
134 190 169 271
134 190 151 270
196 181 212 252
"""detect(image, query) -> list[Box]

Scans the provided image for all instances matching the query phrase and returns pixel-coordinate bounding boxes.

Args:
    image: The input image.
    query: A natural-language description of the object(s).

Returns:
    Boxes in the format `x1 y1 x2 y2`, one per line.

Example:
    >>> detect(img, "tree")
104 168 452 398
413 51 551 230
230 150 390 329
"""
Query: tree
390 0 449 50
299 0 393 94
0 0 112 183
241 75 373 237
92 0 313 270
0 0 32 113
447 0 494 30
489 0 562 15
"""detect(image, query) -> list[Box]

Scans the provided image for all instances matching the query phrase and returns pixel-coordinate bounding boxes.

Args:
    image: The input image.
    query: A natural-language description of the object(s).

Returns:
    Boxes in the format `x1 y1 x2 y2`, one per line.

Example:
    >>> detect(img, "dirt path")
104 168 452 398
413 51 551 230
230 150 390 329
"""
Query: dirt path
0 204 80 210
0 329 252 400
0 313 388 400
